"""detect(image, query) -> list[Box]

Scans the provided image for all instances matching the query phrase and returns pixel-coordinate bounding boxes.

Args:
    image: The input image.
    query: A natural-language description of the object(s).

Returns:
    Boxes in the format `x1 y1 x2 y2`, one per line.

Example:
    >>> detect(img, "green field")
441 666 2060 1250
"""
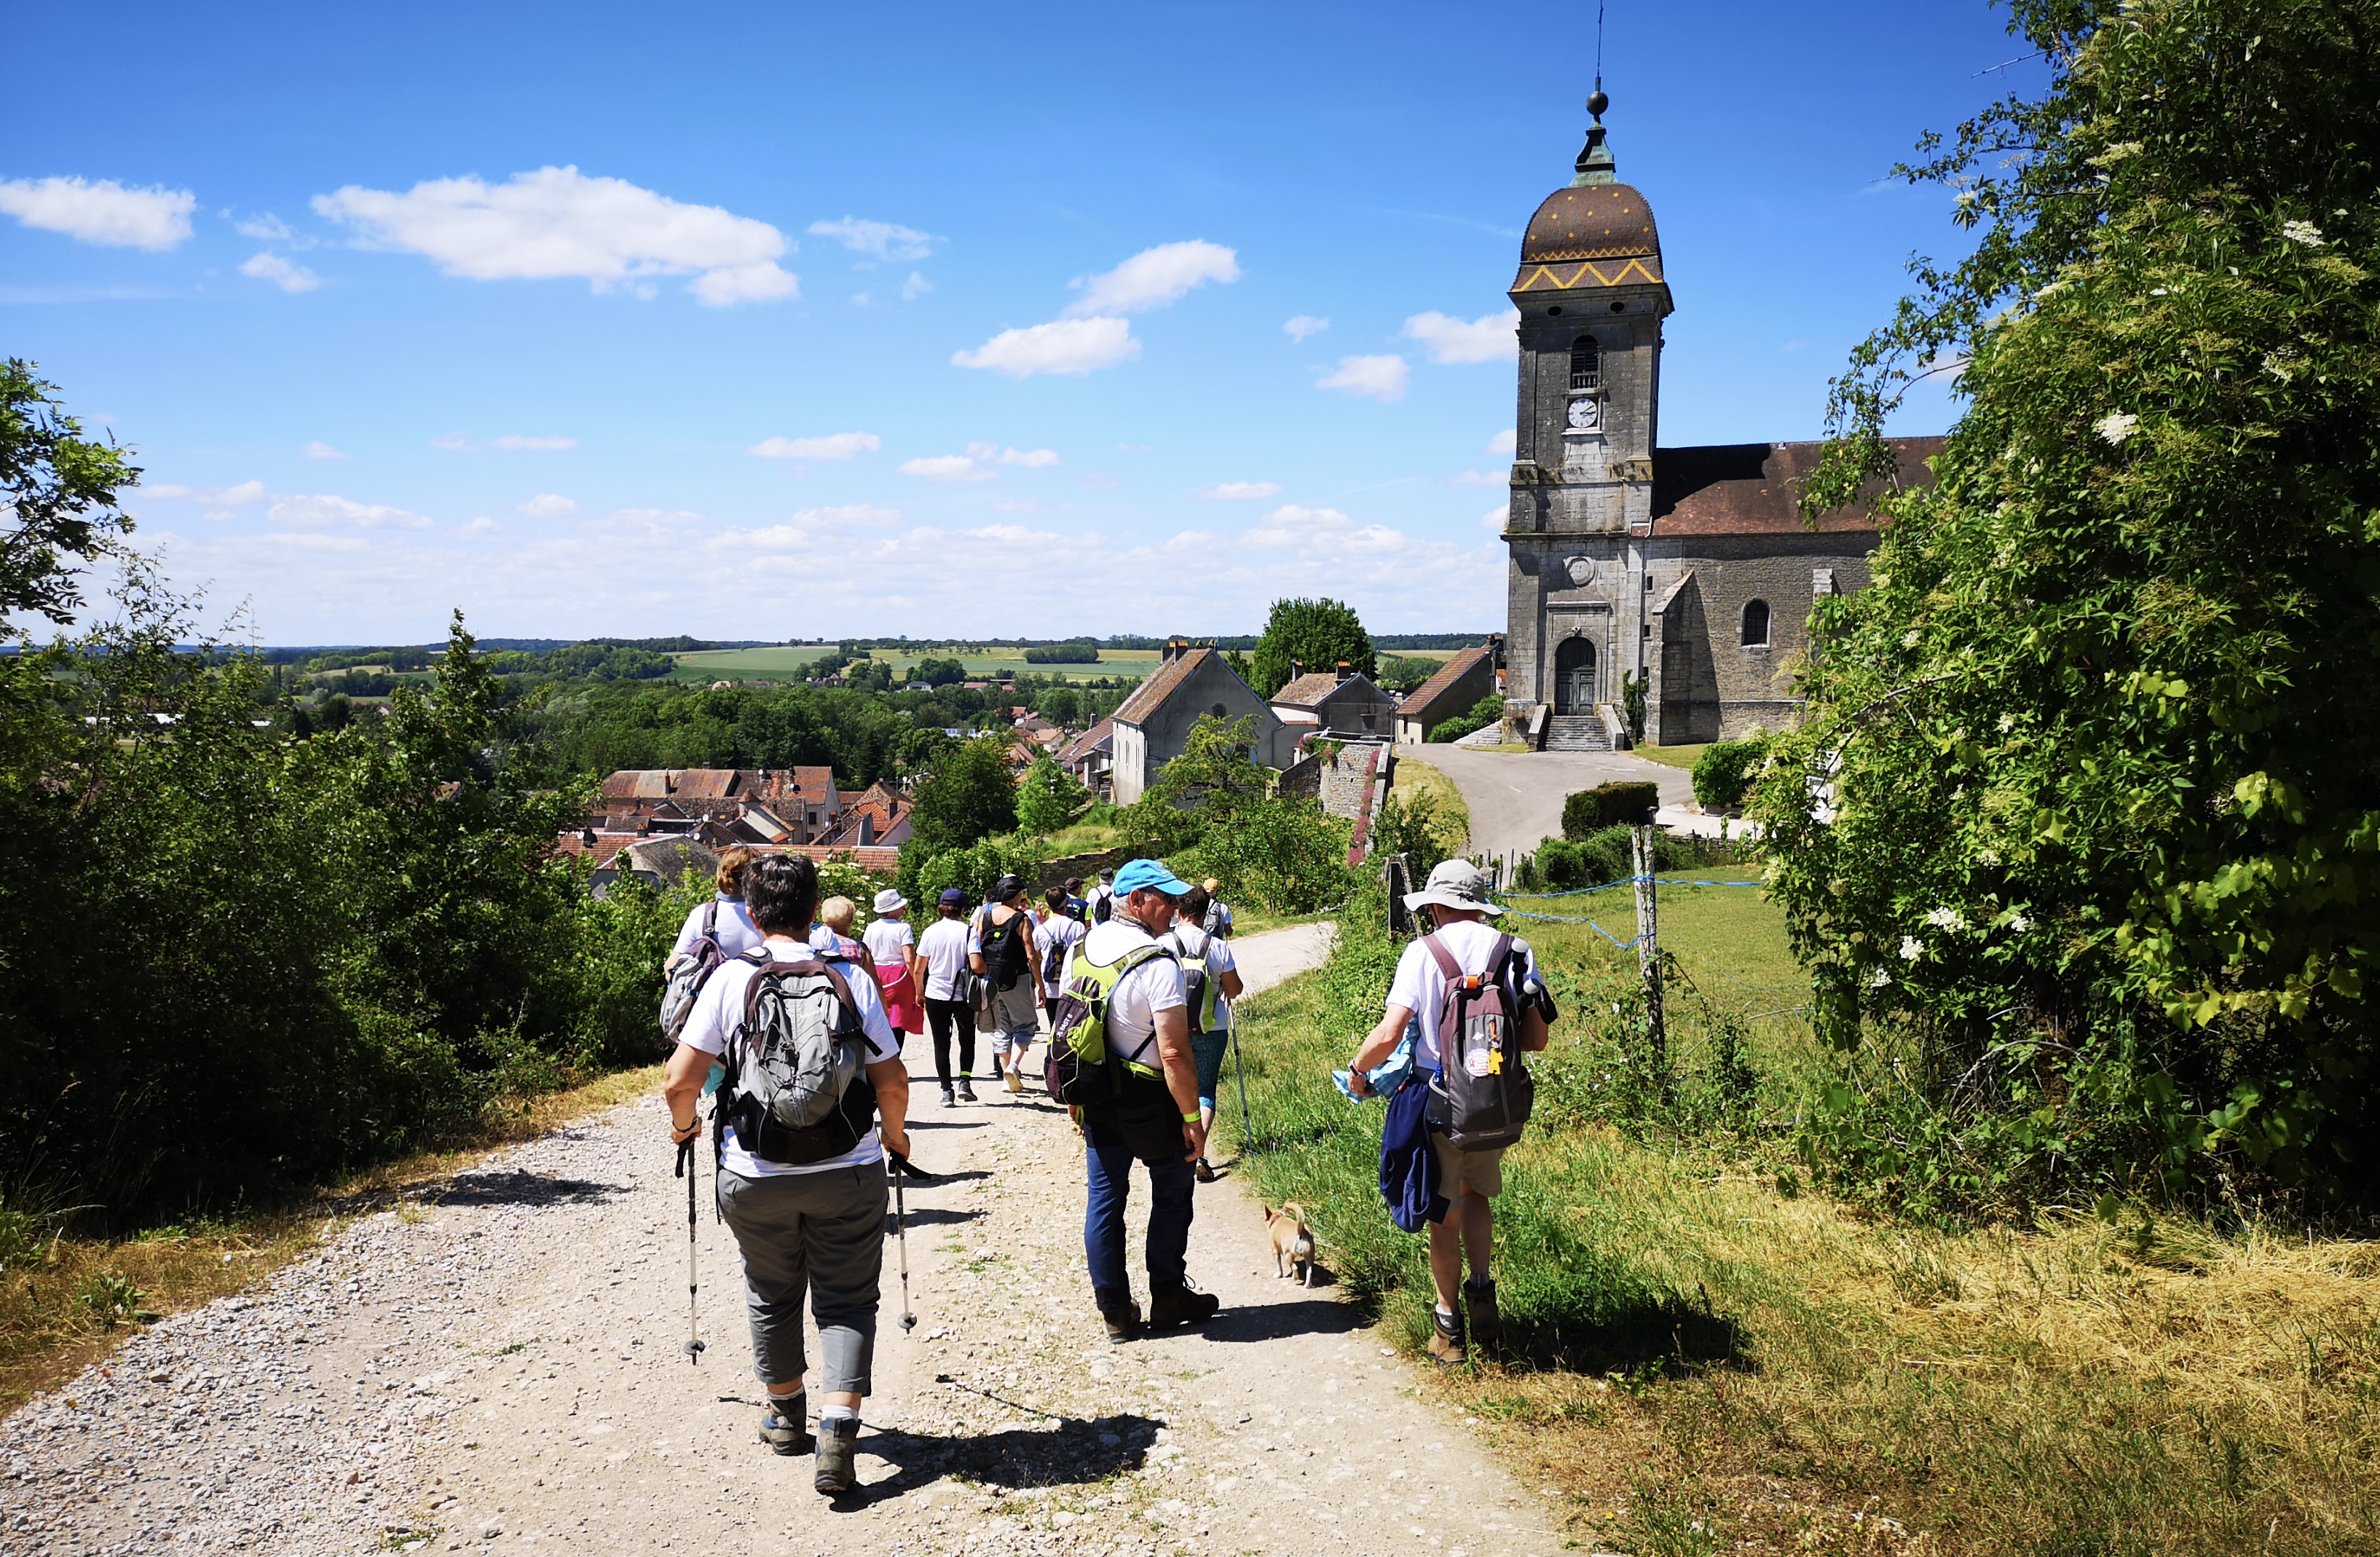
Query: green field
667 645 1158 684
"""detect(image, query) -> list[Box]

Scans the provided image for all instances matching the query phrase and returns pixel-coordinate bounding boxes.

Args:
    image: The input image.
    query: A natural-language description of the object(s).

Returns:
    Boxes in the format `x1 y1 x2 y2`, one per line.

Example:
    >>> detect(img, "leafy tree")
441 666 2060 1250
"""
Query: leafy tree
1754 0 2380 1205
0 360 138 635
913 655 968 687
1016 749 1091 836
905 736 1019 860
1248 598 1375 697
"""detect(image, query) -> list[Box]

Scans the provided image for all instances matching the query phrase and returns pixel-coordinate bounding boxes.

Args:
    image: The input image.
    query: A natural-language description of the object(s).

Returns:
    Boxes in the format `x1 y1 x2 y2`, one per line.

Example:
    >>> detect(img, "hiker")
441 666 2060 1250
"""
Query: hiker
1039 885 1089 1021
671 845 765 962
862 888 925 1042
917 886 980 1105
1199 878 1235 939
1165 886 1244 1183
1063 859 1218 1341
1084 867 1116 925
1062 876 1089 921
812 896 871 964
972 873 1042 1095
1344 858 1553 1366
661 853 910 1493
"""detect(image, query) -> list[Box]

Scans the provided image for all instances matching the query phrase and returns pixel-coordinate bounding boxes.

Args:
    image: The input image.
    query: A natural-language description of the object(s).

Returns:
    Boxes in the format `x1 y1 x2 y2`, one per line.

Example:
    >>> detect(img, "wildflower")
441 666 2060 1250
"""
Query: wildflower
1997 712 2016 733
2009 913 2031 933
2281 219 2325 247
2095 411 2140 446
1899 935 1925 962
1924 905 1969 932
1901 628 1923 649
1975 848 2002 867
1867 967 1894 989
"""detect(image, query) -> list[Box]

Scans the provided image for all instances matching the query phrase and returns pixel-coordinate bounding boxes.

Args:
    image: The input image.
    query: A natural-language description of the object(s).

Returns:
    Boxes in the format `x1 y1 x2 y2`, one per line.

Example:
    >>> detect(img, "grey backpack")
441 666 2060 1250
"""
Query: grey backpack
658 902 727 1045
717 950 874 1165
1421 933 1535 1151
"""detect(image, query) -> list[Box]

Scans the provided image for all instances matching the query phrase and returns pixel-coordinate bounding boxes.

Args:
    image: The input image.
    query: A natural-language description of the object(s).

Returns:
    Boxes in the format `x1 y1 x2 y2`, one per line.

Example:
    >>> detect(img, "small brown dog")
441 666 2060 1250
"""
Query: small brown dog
1264 1203 1317 1287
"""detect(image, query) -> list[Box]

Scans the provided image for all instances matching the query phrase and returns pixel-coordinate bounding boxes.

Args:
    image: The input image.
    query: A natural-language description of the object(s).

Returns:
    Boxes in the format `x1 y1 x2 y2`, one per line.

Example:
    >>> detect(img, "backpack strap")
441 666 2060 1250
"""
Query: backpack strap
703 899 718 940
737 956 865 1058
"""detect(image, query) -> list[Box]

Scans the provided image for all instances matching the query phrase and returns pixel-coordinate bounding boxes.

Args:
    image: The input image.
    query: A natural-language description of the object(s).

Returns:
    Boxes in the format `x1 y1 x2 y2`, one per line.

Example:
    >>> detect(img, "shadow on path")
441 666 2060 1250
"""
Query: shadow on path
827 1413 1165 1510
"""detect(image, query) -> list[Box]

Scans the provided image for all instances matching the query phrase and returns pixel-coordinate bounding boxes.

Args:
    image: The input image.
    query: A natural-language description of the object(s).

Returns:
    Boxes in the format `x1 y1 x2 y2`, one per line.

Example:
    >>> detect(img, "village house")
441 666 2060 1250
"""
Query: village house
596 767 844 841
1268 661 1398 741
1394 638 1503 744
1058 717 1116 802
1108 640 1286 805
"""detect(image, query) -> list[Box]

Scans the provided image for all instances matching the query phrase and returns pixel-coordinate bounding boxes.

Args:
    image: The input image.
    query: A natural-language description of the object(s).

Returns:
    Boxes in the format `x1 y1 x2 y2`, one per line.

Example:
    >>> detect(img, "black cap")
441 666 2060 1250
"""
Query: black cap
992 872 1026 901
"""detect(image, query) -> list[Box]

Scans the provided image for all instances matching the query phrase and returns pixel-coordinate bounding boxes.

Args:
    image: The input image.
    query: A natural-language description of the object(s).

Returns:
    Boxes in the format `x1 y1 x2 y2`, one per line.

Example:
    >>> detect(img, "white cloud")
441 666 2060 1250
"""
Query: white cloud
1402 308 1519 365
806 217 940 261
313 165 797 306
1202 481 1281 500
1481 505 1508 532
900 271 933 301
431 433 473 452
953 316 1138 377
792 504 902 527
233 213 317 248
516 493 578 517
1449 470 1503 486
458 517 500 536
899 454 996 483
240 251 320 292
0 176 194 250
1283 315 1329 342
268 493 435 530
301 441 349 460
749 432 881 461
1063 240 1240 318
149 479 267 507
1485 428 1518 456
966 442 1060 468
492 433 577 451
1317 355 1409 402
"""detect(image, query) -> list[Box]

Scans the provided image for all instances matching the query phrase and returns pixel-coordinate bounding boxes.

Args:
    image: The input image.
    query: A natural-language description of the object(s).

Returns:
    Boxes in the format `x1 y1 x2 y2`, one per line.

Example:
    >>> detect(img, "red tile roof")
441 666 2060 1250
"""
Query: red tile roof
1650 437 1944 537
1399 643 1498 725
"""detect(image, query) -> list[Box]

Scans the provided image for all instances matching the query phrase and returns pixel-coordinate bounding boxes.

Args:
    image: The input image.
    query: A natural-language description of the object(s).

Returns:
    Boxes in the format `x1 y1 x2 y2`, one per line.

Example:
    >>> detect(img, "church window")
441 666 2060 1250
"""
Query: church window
1741 599 1771 647
1568 336 1602 392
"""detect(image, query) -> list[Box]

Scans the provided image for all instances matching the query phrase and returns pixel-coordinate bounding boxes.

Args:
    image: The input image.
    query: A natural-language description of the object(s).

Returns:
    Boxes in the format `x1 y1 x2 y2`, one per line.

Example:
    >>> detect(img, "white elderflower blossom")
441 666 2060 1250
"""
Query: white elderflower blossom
1975 848 2002 866
1998 712 2017 733
1899 935 1926 962
2281 219 2325 247
1925 906 1969 932
2095 411 2140 445
1867 966 1894 989
1901 628 1923 649
2009 913 2032 933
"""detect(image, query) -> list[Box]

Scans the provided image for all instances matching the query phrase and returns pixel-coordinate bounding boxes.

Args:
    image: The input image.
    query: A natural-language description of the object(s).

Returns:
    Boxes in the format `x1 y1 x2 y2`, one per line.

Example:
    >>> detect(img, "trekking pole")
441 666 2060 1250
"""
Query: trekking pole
1230 1025 1254 1154
888 1154 916 1333
674 1137 706 1365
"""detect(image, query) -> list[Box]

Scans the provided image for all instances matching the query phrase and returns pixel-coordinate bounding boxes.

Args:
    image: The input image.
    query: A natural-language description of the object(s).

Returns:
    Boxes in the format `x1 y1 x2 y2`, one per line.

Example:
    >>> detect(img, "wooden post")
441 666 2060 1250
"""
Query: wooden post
1632 822 1667 1086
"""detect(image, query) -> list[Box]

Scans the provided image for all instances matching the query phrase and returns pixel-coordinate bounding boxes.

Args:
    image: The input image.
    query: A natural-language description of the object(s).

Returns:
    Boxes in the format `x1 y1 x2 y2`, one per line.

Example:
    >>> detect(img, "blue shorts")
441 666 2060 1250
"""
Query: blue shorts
1190 1029 1230 1111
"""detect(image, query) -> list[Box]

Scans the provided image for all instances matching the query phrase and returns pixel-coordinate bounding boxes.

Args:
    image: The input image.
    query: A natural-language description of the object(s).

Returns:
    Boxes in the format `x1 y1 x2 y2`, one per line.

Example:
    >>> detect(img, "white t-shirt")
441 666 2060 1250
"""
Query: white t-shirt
862 916 915 969
1384 918 1537 1072
671 896 763 963
1039 913 1087 996
917 916 974 1001
1080 918 1185 1066
1161 922 1239 1031
681 942 901 1178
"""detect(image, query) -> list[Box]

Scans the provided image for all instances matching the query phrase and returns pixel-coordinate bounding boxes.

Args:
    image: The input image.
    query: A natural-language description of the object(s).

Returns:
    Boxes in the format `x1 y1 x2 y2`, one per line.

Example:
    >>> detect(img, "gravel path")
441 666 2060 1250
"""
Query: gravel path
4 923 1562 1556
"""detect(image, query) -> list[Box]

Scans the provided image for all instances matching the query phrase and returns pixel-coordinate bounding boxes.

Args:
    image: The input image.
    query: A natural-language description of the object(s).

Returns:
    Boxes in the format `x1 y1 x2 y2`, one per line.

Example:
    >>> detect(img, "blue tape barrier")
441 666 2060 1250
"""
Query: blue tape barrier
1505 874 1762 901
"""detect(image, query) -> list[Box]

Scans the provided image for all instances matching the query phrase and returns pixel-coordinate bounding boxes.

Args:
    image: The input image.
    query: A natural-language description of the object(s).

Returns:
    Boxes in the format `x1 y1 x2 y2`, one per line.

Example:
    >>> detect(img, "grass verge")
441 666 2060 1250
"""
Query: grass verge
1390 751 1473 854
1628 742 1711 771
0 1064 661 1418
1222 889 2380 1556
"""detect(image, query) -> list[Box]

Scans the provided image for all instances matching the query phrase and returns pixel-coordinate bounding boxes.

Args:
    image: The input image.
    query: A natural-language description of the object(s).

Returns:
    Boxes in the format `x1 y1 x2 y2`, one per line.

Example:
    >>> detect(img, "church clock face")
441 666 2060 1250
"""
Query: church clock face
1566 396 1601 431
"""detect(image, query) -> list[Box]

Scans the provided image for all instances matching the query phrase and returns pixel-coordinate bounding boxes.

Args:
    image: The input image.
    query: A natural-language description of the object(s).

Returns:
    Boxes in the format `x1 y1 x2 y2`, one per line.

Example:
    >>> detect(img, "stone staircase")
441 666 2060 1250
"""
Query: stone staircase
1542 714 1612 753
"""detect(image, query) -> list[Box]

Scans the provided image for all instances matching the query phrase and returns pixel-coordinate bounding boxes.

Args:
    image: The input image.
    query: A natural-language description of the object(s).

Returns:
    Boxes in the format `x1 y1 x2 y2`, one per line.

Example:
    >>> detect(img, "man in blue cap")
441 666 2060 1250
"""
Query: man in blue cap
1069 857 1219 1341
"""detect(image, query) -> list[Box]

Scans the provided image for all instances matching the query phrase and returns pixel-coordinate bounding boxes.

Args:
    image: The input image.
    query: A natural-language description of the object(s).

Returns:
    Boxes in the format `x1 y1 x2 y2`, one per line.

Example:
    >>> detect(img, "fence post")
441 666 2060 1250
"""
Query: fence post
1631 820 1667 1091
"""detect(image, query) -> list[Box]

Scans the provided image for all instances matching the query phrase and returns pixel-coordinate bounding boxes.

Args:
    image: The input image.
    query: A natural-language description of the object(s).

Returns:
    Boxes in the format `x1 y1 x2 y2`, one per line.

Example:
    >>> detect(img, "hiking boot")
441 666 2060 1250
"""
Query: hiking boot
1463 1278 1502 1352
939 1087 955 1108
813 1415 860 1494
1427 1306 1466 1367
1193 1156 1217 1183
1148 1282 1220 1329
1098 1293 1140 1344
758 1395 811 1456
957 1081 978 1104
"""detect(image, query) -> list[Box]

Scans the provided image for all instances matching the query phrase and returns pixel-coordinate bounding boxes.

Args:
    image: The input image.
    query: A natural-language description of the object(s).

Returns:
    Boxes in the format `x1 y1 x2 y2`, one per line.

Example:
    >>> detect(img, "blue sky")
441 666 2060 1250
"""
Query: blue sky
2 0 2036 645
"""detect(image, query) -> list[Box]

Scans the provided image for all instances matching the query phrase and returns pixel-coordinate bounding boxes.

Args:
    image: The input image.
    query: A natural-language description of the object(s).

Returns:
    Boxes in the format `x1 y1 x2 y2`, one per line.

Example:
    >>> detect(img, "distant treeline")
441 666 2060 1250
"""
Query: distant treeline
256 636 775 671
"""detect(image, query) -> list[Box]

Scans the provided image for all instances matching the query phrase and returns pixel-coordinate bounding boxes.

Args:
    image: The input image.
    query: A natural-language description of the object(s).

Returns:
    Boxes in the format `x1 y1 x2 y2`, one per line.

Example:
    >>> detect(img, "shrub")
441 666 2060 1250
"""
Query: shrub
1561 781 1660 839
1516 826 1708 894
1428 693 1505 745
1690 736 1770 811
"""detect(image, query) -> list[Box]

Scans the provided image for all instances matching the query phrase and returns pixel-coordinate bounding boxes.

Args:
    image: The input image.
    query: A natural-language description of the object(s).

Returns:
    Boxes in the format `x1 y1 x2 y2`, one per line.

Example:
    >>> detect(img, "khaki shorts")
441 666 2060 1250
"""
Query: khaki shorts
1432 1136 1506 1199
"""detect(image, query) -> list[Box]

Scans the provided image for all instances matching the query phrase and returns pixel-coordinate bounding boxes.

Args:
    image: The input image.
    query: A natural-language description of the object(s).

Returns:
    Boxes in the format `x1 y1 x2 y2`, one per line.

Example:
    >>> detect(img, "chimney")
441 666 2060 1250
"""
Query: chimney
1291 658 1305 681
1336 661 1352 684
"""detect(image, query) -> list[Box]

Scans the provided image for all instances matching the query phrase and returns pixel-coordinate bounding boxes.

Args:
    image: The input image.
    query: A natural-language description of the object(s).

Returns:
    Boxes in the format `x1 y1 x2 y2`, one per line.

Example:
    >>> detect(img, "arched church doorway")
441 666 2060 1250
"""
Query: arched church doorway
1554 635 1597 714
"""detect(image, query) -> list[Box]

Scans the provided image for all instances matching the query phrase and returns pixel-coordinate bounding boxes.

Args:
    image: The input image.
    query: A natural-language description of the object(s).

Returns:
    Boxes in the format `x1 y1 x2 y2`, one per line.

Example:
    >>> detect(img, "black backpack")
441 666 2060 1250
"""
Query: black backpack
977 907 1033 991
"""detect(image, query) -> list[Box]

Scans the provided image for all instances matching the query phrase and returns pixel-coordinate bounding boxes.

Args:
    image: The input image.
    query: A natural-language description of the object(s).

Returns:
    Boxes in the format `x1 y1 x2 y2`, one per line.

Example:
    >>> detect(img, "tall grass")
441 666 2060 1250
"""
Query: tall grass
1224 884 2380 1556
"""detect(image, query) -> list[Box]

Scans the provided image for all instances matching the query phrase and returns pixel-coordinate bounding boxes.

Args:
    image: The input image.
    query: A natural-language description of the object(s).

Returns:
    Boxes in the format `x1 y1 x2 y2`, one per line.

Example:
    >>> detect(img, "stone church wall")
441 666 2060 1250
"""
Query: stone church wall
1647 535 1877 744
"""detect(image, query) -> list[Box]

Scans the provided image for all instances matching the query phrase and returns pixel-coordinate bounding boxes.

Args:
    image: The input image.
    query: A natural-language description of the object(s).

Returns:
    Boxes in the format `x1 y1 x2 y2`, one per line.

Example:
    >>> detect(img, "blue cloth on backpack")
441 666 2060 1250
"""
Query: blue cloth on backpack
1378 1073 1446 1234
1332 1022 1415 1103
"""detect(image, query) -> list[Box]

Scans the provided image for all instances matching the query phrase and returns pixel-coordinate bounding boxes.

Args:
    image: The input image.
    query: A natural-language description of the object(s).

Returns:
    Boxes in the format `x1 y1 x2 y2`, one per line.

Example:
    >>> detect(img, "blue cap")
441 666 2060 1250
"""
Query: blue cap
1113 858 1192 897
939 886 967 906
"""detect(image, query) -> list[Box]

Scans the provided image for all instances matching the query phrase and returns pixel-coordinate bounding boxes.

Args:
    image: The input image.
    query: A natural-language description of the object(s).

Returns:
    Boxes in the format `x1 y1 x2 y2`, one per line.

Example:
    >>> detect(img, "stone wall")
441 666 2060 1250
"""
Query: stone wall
1646 533 1877 743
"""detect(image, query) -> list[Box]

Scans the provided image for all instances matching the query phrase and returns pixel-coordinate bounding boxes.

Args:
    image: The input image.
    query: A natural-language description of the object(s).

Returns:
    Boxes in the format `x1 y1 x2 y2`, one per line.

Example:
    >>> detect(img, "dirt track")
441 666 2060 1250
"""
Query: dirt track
3 923 1563 1556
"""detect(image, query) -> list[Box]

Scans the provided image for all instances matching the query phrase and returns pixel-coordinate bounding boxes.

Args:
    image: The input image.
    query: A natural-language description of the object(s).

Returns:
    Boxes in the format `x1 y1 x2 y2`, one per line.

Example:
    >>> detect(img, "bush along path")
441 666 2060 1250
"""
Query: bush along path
1 923 1564 1556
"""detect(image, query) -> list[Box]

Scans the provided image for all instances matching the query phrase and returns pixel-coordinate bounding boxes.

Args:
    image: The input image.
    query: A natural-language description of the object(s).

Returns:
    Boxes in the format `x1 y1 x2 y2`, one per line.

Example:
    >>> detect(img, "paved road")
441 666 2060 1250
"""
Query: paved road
1406 745 1693 861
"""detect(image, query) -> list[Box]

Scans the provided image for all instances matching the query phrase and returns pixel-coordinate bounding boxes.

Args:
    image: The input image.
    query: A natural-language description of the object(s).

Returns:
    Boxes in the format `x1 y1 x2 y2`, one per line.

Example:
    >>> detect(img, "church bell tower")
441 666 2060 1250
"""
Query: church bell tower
1502 91 1672 735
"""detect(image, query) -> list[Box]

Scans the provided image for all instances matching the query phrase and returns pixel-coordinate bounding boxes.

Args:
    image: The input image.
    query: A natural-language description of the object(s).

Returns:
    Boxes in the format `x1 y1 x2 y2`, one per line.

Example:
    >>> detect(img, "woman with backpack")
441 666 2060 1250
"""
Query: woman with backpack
669 845 765 963
661 853 910 1494
916 888 979 1105
970 873 1042 1095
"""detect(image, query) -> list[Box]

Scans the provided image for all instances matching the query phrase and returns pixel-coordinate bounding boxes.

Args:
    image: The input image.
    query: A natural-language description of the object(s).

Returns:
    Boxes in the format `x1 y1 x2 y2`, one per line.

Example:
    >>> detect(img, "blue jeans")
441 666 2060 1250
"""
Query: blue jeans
1189 1029 1230 1113
1082 1123 1196 1306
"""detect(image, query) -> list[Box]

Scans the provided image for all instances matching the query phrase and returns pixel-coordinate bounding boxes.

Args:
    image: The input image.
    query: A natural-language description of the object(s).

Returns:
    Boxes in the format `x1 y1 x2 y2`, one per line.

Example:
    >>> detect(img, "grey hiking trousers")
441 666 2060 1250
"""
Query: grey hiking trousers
715 1161 888 1397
